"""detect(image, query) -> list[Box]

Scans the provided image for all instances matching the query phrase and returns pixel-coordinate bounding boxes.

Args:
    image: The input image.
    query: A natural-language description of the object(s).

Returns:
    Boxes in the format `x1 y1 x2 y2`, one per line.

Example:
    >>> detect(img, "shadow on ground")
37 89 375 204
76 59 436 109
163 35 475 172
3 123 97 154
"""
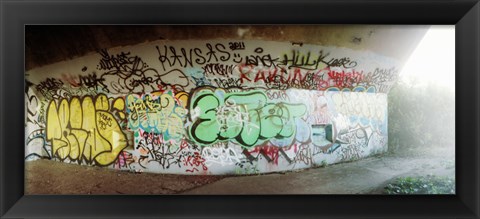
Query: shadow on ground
25 148 454 195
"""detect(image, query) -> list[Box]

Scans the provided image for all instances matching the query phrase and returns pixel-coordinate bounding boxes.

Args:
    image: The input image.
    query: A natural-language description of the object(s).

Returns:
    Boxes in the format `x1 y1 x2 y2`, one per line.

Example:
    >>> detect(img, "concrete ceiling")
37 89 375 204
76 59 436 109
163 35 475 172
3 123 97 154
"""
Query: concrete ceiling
25 25 429 71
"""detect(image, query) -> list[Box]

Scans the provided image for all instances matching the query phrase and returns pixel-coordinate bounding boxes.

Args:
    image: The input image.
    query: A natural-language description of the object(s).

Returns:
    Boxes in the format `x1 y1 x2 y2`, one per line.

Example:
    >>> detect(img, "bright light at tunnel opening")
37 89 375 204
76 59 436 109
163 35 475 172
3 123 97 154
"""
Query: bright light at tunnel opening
398 25 455 92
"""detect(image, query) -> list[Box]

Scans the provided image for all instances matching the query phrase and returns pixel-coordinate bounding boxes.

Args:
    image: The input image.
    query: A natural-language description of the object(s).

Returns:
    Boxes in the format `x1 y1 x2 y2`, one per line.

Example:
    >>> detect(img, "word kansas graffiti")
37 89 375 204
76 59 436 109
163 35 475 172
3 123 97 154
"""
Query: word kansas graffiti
188 87 307 147
46 94 127 166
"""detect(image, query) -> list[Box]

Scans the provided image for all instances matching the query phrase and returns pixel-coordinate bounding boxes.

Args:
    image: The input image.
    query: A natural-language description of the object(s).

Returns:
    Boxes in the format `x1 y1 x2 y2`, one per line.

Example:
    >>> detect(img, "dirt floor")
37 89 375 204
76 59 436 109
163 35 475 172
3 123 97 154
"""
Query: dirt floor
25 147 455 195
25 160 224 195
184 150 455 194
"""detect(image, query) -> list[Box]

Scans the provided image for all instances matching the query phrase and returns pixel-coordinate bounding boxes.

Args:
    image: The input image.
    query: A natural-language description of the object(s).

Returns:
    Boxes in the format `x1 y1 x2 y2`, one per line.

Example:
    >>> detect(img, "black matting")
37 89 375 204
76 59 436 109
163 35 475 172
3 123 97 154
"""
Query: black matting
1 0 479 218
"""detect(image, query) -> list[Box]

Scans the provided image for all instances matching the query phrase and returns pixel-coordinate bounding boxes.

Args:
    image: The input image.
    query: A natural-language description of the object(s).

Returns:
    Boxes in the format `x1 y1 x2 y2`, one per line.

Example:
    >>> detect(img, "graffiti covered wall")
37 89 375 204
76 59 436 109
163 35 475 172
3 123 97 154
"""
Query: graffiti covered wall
25 39 398 174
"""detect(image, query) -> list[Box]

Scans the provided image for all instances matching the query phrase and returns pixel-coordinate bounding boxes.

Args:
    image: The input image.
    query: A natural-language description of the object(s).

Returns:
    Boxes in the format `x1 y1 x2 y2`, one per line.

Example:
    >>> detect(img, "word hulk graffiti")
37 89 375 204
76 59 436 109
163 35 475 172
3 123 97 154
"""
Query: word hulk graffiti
188 87 307 147
46 94 127 166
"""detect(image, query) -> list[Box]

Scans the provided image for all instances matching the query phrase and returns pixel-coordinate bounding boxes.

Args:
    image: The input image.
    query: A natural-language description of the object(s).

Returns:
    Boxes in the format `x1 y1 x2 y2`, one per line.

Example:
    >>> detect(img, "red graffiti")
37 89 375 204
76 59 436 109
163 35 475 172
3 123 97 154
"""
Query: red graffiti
183 152 208 172
248 145 281 165
238 65 253 83
327 68 364 88
139 129 165 146
179 139 190 150
114 151 135 169
237 64 371 91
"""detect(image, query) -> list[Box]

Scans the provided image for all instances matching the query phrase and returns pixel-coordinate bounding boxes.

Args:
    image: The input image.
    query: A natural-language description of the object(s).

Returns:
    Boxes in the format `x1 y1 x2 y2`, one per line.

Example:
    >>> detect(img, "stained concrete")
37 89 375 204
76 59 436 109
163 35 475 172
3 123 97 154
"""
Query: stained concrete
182 152 455 194
25 149 454 195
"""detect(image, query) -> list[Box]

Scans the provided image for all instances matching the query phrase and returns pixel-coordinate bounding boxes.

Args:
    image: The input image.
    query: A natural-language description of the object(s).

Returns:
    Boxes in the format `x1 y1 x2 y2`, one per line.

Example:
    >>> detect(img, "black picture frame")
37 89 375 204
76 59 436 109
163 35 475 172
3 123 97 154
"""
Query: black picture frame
1 0 479 218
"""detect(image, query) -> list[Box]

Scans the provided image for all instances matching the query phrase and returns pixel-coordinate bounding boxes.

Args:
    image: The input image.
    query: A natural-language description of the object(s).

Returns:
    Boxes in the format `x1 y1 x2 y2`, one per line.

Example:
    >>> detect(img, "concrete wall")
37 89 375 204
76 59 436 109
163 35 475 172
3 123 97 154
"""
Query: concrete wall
25 26 427 175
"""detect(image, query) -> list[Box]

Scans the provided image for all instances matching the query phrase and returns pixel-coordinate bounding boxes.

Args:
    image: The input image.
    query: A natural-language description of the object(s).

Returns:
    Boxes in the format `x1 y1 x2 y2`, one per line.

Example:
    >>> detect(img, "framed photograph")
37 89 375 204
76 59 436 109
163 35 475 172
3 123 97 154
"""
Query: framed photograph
1 0 479 218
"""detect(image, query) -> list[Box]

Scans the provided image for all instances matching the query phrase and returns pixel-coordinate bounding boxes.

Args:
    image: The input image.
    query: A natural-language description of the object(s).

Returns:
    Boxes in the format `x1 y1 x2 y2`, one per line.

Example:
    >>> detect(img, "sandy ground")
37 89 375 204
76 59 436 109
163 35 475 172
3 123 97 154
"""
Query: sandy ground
25 148 455 195
183 153 455 194
25 160 224 195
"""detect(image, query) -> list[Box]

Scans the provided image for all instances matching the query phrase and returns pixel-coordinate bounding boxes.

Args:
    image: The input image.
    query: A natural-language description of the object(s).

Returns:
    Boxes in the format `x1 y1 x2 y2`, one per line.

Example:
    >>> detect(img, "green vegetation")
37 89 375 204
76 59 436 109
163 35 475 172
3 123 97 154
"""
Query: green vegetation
384 175 455 194
386 78 455 195
320 160 328 168
388 77 455 155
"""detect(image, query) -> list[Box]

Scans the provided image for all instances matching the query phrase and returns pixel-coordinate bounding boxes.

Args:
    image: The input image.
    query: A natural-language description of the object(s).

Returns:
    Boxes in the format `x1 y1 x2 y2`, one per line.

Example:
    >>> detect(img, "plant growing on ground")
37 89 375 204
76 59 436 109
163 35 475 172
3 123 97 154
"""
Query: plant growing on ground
384 175 455 194
320 160 328 167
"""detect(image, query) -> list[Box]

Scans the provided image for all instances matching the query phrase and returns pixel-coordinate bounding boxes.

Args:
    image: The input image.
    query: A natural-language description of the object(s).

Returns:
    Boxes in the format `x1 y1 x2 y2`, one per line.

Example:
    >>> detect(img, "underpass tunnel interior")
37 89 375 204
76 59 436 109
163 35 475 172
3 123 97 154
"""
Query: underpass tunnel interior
25 25 428 175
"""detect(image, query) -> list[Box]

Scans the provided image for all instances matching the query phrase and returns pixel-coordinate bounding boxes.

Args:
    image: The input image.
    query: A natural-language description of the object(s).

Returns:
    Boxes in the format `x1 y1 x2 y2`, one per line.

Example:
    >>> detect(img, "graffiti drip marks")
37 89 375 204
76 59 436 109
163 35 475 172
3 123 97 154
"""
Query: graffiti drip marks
46 94 127 166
